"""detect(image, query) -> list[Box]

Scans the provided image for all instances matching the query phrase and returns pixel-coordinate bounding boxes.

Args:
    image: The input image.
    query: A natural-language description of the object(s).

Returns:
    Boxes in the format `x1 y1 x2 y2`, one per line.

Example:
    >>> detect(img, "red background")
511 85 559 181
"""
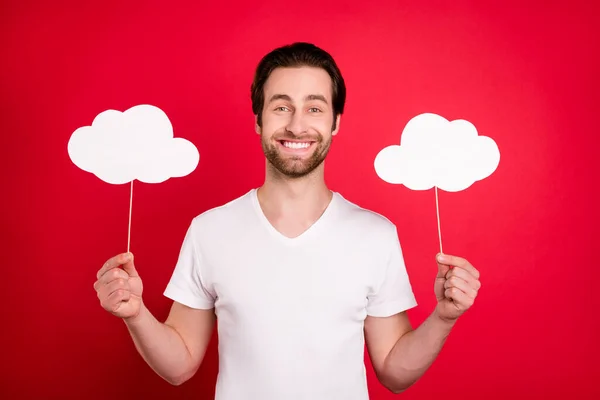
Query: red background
1 1 598 399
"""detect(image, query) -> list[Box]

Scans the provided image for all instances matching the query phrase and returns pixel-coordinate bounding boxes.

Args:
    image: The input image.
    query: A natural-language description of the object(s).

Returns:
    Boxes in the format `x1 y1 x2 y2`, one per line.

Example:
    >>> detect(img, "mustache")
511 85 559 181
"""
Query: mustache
274 133 322 142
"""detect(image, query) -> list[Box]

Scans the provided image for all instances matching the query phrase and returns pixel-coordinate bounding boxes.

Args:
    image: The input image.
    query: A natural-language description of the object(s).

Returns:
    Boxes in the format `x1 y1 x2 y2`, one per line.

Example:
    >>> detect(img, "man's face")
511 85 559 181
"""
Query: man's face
257 66 340 178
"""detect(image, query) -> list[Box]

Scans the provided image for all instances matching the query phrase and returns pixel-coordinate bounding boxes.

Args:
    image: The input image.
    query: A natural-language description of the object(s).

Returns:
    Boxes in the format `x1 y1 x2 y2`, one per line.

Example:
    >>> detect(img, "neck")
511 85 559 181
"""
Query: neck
257 161 332 217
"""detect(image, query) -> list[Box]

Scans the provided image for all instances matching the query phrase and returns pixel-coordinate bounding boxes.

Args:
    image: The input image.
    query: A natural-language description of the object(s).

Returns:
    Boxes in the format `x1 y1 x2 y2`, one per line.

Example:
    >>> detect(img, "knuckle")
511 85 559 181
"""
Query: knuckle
452 268 464 279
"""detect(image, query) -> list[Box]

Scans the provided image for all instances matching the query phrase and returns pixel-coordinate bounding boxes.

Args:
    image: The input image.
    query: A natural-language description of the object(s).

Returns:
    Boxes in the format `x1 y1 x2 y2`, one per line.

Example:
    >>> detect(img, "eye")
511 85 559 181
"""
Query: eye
275 106 290 112
308 107 321 113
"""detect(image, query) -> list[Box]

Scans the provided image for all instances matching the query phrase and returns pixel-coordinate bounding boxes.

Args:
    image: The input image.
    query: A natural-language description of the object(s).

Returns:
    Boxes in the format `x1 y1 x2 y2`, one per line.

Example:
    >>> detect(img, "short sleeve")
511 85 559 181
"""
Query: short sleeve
163 222 215 309
366 226 417 317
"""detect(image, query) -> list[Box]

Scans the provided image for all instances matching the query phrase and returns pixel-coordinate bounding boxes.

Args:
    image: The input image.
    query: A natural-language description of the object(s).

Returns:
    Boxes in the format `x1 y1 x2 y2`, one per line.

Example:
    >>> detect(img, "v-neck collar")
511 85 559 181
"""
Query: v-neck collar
250 188 338 246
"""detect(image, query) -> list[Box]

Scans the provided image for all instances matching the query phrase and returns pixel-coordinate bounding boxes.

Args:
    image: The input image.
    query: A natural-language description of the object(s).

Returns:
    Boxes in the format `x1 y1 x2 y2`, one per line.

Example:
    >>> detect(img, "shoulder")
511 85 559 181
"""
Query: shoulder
333 192 398 239
189 189 255 234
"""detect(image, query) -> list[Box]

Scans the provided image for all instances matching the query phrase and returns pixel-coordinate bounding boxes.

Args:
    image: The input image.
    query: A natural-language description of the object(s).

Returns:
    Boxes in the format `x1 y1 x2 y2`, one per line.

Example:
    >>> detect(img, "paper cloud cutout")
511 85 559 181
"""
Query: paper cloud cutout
68 104 199 184
374 113 500 192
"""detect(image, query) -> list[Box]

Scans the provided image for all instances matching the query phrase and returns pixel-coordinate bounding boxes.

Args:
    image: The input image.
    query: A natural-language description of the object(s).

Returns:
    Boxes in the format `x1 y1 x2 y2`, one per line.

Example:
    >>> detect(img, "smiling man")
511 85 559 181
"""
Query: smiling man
258 68 338 180
93 42 482 400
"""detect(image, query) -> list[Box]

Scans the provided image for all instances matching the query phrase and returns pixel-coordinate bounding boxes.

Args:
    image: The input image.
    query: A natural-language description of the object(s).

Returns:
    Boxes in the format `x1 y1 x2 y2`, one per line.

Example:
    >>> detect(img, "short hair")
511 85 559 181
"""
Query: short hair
250 42 346 128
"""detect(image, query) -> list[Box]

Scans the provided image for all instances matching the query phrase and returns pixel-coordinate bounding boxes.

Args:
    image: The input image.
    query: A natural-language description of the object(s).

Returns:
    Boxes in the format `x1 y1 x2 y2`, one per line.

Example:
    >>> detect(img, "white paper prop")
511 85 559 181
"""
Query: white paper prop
68 104 200 251
374 113 500 252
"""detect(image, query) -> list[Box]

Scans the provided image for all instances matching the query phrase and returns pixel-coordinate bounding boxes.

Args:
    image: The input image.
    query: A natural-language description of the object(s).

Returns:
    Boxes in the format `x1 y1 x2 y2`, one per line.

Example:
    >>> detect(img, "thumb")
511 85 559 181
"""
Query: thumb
436 253 450 279
122 252 139 277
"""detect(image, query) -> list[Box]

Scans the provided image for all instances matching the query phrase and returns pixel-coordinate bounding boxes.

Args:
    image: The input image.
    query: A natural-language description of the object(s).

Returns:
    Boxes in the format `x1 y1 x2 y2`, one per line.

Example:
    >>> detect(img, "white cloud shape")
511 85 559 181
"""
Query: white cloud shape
374 113 500 192
68 104 199 184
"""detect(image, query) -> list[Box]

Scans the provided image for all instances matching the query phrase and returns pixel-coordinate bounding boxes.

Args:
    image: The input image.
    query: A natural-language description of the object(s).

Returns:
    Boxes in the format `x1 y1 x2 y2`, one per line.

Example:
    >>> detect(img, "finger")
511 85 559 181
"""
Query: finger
444 287 475 310
437 254 480 280
100 278 130 300
121 253 139 278
436 253 451 278
447 267 482 290
444 275 478 298
94 268 128 292
97 253 132 280
102 288 131 313
97 267 129 286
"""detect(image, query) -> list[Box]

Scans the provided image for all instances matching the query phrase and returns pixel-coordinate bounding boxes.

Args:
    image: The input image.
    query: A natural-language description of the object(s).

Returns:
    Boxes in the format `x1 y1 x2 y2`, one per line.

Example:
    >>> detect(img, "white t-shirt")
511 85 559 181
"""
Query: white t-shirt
164 188 417 400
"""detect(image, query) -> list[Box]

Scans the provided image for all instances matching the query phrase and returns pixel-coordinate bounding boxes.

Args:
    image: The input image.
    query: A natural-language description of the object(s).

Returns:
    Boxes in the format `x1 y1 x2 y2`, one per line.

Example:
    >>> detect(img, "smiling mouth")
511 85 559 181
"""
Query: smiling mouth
279 140 314 149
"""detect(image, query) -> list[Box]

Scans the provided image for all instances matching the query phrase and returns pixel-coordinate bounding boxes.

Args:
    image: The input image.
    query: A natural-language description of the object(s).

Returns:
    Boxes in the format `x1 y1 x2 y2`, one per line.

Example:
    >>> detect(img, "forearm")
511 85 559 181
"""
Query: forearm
124 302 194 385
380 309 456 393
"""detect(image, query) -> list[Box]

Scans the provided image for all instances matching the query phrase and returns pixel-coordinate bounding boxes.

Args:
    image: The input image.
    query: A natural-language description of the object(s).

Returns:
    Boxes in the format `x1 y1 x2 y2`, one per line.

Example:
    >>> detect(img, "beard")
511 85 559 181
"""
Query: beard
261 132 332 179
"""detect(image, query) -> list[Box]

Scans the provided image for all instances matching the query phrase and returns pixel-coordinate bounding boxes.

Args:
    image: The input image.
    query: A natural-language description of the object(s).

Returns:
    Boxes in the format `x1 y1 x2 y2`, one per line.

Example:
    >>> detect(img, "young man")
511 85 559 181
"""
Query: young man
93 42 481 400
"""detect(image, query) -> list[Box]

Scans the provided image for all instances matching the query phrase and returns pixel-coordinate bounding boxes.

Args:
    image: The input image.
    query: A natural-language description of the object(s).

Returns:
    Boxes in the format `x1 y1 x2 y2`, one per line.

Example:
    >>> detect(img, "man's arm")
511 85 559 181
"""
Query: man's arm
364 309 454 393
125 301 216 386
95 252 216 386
365 253 481 393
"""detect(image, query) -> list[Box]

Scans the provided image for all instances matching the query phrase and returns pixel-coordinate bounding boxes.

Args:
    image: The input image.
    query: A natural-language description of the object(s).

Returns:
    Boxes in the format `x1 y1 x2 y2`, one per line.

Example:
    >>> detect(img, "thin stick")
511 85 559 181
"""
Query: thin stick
127 180 133 253
435 186 443 254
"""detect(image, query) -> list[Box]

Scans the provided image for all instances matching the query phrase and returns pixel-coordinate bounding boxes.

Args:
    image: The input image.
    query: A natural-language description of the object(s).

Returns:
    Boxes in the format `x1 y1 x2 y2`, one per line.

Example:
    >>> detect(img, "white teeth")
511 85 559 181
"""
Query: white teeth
283 141 310 149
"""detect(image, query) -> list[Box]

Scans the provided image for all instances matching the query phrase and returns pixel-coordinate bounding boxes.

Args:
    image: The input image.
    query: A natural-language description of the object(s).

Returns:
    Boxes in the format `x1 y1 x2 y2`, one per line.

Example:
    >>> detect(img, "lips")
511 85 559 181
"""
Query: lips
276 139 317 153
280 140 312 149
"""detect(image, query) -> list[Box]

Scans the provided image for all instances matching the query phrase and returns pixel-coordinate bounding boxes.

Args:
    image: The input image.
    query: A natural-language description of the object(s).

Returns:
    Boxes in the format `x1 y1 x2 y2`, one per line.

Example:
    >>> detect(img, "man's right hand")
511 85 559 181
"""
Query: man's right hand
94 252 144 320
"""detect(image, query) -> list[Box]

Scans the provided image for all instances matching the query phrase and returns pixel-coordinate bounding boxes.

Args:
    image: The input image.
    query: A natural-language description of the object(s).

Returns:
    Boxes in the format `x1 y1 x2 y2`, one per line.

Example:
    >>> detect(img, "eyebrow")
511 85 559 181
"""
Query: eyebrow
268 94 329 104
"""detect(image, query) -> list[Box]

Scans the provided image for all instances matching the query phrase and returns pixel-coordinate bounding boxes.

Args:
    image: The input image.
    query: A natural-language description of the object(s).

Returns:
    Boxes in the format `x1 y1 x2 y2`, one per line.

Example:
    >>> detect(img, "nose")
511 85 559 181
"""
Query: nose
285 111 308 135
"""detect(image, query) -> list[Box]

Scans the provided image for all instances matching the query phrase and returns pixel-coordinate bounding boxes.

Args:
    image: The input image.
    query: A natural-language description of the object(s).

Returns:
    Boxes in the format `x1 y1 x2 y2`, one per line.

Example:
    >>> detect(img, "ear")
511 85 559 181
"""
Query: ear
255 115 261 135
332 114 341 136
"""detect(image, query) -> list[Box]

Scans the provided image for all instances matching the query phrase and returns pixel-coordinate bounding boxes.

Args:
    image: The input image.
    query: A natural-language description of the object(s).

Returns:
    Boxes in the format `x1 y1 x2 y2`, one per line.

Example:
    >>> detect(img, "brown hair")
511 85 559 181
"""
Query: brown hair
250 42 346 129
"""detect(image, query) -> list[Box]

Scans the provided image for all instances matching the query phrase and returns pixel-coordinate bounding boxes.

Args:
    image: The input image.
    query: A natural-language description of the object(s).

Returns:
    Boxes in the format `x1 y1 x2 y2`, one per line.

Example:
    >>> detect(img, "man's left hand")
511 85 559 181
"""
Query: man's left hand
434 253 481 322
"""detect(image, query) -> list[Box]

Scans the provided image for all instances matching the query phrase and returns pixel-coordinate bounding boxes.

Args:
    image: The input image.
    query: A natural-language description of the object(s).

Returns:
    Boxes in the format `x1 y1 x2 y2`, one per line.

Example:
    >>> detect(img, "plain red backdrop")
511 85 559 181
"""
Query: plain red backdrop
1 0 598 399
